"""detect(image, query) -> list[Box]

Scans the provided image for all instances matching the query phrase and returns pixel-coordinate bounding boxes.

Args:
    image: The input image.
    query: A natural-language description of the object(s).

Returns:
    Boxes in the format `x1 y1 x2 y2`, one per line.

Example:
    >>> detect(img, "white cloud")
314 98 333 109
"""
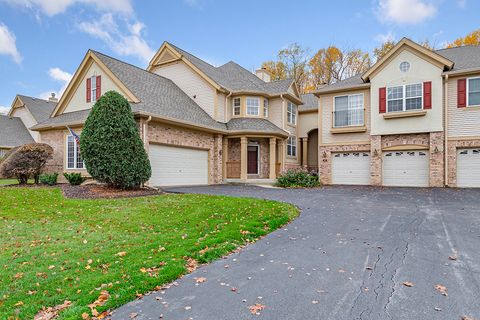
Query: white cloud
375 31 396 43
0 22 22 64
0 105 10 114
39 67 72 100
0 0 132 16
376 0 437 25
457 0 466 8
78 13 155 63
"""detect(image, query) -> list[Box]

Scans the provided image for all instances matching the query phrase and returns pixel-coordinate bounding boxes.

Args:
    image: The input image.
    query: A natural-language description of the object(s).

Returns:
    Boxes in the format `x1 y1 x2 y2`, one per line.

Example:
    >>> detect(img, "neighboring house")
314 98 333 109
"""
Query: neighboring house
315 38 480 188
30 42 309 186
0 94 57 156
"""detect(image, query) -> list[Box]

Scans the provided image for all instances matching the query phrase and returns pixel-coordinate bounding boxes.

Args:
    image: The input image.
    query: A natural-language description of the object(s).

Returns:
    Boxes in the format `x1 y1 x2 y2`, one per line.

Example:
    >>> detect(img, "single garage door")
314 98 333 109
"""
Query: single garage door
457 148 480 188
331 152 370 185
149 144 209 187
382 151 429 187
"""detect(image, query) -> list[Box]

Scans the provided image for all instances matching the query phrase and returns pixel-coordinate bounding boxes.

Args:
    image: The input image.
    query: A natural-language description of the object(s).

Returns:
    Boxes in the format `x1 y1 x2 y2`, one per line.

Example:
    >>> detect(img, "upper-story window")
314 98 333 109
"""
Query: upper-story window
66 135 84 170
400 61 410 72
233 97 241 116
263 98 269 117
468 77 480 107
86 75 101 103
387 83 422 112
246 97 260 116
334 94 364 127
287 101 296 125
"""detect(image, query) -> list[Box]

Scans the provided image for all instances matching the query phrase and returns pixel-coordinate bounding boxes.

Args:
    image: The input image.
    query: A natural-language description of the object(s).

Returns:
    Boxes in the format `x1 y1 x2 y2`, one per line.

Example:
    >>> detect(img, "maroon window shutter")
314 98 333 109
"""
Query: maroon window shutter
86 78 91 103
379 87 386 113
457 79 466 108
96 75 101 100
423 81 432 109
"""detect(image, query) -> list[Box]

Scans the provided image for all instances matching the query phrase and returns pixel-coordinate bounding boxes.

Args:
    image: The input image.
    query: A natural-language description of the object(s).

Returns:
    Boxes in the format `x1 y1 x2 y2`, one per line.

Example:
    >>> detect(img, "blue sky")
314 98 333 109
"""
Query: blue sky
0 0 477 114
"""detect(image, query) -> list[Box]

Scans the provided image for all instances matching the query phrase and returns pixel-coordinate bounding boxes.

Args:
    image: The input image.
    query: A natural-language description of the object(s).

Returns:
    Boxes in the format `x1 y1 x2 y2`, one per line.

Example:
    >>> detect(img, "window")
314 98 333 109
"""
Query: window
66 135 84 169
0 149 7 157
468 77 480 107
334 94 364 127
387 83 422 112
246 97 260 116
287 101 296 125
287 136 297 157
400 61 410 72
91 76 97 102
263 98 269 117
233 97 241 116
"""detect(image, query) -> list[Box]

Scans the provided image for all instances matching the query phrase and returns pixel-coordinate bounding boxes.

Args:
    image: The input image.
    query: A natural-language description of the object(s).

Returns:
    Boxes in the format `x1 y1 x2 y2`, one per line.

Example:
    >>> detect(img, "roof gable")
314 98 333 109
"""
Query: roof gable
362 38 454 81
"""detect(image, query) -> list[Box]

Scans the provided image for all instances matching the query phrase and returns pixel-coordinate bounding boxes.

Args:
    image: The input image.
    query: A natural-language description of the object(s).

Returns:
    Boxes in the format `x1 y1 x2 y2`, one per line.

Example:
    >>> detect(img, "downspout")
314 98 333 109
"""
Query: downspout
444 74 449 187
143 116 152 145
225 91 232 123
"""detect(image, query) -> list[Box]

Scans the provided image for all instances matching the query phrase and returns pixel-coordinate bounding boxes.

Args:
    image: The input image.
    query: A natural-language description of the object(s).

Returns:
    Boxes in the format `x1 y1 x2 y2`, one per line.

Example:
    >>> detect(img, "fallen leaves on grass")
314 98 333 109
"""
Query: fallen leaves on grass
116 251 127 257
140 267 159 277
248 303 265 315
88 290 110 317
434 284 448 296
402 281 414 287
185 257 198 273
34 300 72 320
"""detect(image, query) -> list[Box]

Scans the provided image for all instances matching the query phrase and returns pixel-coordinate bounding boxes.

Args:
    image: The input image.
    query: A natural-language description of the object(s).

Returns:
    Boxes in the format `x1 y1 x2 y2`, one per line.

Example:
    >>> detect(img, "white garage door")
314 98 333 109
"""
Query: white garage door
332 152 370 185
149 144 209 187
383 151 429 187
457 148 480 188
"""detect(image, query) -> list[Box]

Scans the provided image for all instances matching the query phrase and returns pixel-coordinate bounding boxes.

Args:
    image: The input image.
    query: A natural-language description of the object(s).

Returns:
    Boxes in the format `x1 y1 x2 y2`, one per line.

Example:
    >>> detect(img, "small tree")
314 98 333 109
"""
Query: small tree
80 91 151 189
0 143 53 184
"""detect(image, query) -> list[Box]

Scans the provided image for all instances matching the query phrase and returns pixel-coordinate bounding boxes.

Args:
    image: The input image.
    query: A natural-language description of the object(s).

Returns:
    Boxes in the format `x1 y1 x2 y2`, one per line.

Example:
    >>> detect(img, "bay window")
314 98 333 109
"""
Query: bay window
287 136 297 157
468 77 480 107
387 83 422 112
246 97 260 116
287 101 296 125
334 94 364 127
66 135 84 169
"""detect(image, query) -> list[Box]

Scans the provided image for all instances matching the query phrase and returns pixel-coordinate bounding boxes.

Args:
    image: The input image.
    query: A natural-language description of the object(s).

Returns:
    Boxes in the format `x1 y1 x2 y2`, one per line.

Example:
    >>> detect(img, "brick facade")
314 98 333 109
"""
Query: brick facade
446 138 480 187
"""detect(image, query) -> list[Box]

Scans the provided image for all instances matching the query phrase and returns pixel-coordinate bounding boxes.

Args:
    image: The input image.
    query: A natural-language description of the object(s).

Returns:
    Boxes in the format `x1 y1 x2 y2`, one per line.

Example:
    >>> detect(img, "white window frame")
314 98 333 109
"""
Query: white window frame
287 136 297 157
246 97 260 116
263 98 269 117
467 76 480 107
333 93 364 128
232 97 241 116
287 101 297 125
66 135 84 170
387 83 423 113
91 76 97 103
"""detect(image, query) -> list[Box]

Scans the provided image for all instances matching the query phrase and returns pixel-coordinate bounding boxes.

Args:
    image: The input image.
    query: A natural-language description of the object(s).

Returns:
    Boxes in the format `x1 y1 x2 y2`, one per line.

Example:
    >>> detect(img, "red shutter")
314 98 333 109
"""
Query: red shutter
86 78 91 103
379 87 386 113
423 81 432 109
96 75 101 100
457 79 466 108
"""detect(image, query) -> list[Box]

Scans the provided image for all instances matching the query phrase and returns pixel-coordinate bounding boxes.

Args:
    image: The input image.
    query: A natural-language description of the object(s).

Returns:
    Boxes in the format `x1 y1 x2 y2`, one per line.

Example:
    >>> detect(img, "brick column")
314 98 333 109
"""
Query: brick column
429 132 445 187
370 135 382 186
213 134 223 184
269 138 277 179
319 146 330 185
240 136 248 181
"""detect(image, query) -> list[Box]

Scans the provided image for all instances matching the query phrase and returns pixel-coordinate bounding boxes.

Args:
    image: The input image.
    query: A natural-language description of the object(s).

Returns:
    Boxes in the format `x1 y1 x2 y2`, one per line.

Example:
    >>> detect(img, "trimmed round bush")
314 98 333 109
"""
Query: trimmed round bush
80 91 151 189
276 168 320 188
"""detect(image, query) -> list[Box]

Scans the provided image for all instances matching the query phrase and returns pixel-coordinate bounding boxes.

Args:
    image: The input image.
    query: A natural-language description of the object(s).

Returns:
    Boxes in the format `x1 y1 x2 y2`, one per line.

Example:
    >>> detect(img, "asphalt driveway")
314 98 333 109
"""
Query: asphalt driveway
111 185 480 320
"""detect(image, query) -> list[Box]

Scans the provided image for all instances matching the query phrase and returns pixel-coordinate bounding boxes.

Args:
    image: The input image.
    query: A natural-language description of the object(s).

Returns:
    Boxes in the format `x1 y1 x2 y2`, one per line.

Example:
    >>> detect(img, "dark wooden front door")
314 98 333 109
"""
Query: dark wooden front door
247 146 258 174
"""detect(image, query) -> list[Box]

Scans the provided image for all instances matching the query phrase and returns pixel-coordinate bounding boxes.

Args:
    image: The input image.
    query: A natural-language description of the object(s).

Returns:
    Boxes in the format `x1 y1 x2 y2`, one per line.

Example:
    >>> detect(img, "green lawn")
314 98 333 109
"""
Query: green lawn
0 179 19 185
0 187 298 319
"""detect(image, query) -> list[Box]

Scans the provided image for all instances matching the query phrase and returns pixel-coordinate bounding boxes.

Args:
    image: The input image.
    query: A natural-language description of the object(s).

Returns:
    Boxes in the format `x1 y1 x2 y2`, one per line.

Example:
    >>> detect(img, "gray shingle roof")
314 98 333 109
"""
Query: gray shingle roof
299 93 318 111
0 115 34 147
168 43 297 96
17 95 57 123
226 118 287 136
435 46 480 73
314 74 369 94
31 109 90 129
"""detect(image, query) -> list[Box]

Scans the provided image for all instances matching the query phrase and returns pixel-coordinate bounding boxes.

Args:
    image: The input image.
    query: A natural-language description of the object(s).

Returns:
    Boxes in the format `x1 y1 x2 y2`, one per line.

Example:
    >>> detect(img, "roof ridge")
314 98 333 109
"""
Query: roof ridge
166 42 220 69
17 94 55 104
435 45 480 52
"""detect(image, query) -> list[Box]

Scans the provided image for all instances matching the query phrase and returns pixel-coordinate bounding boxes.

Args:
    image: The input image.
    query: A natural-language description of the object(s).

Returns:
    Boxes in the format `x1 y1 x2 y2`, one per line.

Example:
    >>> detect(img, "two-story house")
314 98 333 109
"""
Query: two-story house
315 38 480 188
29 42 307 186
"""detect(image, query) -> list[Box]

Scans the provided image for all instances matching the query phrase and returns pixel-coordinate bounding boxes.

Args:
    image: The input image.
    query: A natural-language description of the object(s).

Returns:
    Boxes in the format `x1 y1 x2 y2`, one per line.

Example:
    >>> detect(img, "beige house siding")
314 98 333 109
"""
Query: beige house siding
64 61 125 114
217 92 226 122
269 97 283 128
298 112 318 137
11 106 39 141
320 89 371 144
152 61 216 119
447 74 480 137
370 48 444 135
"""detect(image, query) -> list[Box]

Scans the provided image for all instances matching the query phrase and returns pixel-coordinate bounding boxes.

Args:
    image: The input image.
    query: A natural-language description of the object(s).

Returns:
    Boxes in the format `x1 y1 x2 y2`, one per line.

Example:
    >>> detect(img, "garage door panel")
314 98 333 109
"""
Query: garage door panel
332 152 370 185
382 151 429 187
457 148 480 188
149 145 209 187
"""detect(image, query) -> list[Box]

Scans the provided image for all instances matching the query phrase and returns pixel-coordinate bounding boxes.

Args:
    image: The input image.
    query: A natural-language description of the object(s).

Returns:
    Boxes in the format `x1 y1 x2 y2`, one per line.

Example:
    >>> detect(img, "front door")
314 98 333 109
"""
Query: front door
247 146 258 174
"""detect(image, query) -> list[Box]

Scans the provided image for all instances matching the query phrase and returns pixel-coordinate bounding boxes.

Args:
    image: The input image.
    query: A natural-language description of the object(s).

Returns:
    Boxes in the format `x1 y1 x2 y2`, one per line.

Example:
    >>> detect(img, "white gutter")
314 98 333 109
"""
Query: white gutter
444 74 449 186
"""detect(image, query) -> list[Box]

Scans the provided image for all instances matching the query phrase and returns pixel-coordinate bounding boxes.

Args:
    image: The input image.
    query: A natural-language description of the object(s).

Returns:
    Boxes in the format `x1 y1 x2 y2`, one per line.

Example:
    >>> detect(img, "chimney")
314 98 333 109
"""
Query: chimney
48 93 58 103
255 67 271 83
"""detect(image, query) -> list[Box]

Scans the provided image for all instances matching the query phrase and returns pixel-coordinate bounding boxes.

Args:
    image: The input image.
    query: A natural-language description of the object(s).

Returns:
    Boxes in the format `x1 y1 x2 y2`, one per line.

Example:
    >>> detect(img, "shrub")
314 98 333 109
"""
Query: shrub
276 168 320 188
0 143 53 184
63 172 87 186
80 91 151 189
39 173 58 185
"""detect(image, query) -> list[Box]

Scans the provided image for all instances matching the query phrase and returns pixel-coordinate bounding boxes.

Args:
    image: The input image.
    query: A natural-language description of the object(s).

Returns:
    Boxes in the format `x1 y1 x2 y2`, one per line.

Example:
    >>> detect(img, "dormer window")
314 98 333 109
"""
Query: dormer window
246 97 260 116
233 97 241 116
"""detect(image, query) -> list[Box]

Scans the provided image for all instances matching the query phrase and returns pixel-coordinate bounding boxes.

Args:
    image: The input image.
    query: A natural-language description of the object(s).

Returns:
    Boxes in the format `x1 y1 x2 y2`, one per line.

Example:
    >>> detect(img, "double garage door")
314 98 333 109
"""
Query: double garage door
331 150 429 187
149 144 209 187
457 148 480 188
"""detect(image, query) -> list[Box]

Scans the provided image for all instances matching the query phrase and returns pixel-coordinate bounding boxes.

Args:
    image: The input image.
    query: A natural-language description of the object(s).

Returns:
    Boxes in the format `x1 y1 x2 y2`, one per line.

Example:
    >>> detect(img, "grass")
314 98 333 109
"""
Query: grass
0 179 19 185
0 187 298 319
